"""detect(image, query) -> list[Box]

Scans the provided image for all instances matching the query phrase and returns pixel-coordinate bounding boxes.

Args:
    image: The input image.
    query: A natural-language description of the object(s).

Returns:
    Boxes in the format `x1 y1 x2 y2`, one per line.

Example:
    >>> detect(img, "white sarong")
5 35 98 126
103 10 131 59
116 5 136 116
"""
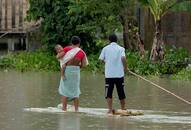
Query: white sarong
58 66 80 101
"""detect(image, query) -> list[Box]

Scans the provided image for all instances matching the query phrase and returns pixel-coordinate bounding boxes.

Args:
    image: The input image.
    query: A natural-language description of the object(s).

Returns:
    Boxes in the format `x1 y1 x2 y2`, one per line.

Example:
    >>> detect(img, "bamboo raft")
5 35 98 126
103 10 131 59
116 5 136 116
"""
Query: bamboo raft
112 109 144 116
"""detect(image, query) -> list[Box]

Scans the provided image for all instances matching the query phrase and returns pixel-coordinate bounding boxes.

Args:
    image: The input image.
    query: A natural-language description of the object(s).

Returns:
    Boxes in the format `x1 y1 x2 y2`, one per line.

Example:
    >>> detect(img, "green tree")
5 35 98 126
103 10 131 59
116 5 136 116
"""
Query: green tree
26 0 98 53
70 0 138 49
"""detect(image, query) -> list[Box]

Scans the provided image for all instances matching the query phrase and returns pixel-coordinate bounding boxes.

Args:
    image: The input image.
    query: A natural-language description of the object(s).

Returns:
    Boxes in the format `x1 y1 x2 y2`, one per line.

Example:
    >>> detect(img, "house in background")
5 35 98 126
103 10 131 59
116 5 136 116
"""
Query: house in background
0 0 41 54
1 1 191 54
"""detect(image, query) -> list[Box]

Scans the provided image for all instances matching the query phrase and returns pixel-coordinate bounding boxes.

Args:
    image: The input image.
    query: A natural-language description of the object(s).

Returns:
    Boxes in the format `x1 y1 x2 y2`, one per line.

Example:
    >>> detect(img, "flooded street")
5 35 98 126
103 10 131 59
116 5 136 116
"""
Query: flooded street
0 71 191 130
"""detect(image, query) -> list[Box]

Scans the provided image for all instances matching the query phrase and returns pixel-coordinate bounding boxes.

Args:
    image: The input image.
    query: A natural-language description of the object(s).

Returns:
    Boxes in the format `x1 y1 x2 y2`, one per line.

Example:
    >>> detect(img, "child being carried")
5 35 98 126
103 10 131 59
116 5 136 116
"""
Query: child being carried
55 44 66 80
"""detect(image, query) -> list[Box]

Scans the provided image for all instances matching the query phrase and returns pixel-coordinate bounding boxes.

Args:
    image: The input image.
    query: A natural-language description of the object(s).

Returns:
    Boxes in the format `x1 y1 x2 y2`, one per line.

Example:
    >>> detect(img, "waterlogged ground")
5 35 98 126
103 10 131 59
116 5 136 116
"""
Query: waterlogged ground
0 71 191 130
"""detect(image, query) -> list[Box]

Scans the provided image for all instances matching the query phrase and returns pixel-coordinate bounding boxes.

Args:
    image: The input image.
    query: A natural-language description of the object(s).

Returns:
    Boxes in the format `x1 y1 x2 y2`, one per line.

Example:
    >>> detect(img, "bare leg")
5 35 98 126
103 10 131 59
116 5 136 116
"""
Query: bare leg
73 98 79 112
120 99 126 110
61 66 65 80
61 96 67 111
107 98 113 113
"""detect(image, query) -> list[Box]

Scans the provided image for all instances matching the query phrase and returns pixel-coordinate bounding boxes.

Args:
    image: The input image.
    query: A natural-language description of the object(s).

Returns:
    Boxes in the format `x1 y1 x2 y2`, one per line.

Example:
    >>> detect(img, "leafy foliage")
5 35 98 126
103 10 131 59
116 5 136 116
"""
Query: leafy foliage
27 0 140 52
127 46 189 75
0 46 189 75
76 0 136 32
27 0 100 53
127 50 160 75
173 67 191 80
0 51 59 72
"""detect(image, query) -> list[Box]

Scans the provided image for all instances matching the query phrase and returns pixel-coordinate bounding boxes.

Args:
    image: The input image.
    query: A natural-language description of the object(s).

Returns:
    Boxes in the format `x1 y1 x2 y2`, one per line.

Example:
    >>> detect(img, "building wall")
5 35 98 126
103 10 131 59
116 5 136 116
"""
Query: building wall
0 0 29 33
0 0 41 53
140 10 191 52
162 12 191 52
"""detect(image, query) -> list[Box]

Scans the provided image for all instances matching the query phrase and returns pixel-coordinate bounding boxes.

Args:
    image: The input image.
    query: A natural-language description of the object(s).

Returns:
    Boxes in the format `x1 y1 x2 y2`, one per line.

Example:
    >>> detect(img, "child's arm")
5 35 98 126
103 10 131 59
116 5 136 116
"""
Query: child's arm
56 51 65 59
60 68 64 77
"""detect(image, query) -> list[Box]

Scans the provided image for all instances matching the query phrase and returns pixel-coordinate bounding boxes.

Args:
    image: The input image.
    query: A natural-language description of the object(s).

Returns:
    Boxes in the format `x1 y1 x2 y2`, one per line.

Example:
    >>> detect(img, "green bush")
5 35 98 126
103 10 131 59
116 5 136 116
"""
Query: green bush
127 46 189 75
172 67 191 80
127 50 159 75
0 54 14 69
0 50 59 72
0 46 189 76
84 53 103 73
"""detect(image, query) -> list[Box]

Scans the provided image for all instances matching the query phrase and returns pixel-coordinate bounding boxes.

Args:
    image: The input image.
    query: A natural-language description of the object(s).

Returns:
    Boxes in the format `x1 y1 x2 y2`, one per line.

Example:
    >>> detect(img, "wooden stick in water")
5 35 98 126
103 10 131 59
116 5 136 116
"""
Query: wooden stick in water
128 70 191 105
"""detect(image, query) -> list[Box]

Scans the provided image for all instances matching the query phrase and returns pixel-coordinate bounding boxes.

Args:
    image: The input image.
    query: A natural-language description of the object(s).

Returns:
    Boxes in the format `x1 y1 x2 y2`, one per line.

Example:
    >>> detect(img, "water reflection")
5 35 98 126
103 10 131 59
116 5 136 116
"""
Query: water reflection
106 117 128 130
58 114 80 130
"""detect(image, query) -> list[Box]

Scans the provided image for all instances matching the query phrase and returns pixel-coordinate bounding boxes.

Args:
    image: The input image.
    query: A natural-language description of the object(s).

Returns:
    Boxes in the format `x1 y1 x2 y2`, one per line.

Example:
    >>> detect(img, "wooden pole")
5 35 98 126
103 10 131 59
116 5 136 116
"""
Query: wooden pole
129 70 191 105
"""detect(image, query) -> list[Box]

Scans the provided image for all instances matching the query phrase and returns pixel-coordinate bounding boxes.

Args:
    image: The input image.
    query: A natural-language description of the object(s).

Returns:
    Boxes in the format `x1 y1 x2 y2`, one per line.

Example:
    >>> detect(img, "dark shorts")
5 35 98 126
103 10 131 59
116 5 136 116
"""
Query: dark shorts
105 77 126 100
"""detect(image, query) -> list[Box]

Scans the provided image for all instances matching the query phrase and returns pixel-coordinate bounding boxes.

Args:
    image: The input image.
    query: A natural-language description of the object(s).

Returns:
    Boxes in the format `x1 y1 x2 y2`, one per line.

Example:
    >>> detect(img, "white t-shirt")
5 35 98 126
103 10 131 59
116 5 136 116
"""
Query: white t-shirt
99 42 126 78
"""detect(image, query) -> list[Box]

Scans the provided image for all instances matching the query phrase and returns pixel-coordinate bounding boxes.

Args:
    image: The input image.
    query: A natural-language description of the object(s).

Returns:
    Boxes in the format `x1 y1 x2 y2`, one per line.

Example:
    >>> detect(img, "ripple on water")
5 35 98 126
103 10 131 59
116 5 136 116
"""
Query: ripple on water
23 105 191 124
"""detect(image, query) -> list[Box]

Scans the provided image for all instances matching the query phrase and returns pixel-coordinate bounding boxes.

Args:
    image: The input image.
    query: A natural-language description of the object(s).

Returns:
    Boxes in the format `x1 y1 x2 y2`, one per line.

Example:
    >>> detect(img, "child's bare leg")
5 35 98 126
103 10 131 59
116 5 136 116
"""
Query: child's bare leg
61 68 65 80
73 98 79 112
61 96 67 111
61 65 66 80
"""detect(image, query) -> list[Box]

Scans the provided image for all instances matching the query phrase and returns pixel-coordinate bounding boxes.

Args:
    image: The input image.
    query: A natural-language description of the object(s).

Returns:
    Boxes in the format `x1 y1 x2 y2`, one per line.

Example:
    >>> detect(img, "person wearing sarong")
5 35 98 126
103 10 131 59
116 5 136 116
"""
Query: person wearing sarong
56 36 88 112
55 44 83 80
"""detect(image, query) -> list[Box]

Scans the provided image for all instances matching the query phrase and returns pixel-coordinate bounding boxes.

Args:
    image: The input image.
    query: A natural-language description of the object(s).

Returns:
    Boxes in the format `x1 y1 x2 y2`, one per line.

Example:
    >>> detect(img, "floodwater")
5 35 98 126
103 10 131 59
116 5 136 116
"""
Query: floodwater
0 71 191 130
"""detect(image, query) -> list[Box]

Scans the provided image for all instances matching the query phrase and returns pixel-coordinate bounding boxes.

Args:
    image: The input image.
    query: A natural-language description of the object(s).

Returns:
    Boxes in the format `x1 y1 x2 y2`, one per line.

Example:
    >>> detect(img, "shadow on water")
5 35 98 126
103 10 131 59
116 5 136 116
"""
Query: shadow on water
0 71 191 130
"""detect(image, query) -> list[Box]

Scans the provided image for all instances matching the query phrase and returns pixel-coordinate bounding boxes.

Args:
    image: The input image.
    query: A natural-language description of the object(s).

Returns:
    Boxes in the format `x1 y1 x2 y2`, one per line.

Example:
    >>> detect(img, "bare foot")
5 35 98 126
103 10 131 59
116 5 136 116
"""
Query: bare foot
62 109 67 112
62 105 67 112
107 109 114 116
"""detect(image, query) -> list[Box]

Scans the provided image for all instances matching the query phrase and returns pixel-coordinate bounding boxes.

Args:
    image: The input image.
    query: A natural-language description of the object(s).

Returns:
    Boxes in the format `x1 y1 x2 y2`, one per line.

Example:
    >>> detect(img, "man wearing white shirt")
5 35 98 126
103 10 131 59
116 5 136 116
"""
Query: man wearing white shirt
99 34 128 114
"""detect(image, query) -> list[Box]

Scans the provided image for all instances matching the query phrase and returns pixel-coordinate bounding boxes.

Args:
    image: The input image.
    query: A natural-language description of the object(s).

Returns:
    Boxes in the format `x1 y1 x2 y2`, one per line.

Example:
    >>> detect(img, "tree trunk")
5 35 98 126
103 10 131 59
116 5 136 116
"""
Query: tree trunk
120 15 130 49
123 21 129 49
155 20 161 34
150 20 164 62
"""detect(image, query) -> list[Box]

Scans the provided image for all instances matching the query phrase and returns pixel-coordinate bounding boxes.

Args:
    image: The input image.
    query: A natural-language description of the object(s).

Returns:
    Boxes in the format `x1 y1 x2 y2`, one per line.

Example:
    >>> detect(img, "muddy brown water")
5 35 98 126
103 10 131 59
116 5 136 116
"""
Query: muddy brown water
0 71 191 130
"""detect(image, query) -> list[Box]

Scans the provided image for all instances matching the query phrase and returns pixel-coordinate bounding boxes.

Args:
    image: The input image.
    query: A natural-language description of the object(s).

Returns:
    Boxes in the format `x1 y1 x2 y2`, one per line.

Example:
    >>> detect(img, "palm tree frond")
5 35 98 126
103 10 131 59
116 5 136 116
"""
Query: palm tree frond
160 0 177 17
148 0 161 21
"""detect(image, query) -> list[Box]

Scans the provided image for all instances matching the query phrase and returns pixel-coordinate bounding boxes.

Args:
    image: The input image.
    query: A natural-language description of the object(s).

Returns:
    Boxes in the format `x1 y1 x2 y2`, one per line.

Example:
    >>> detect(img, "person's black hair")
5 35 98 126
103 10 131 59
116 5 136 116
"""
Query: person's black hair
108 34 117 42
71 36 81 45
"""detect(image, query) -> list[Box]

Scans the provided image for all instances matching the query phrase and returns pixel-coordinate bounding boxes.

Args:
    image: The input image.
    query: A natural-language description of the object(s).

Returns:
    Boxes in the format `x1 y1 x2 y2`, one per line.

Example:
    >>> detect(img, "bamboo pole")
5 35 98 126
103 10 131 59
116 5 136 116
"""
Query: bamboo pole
128 70 191 105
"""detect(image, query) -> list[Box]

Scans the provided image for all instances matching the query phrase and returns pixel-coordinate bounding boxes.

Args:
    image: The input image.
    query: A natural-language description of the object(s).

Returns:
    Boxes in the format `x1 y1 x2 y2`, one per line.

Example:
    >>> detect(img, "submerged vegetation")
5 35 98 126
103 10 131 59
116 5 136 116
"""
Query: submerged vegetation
0 50 59 72
173 65 191 81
